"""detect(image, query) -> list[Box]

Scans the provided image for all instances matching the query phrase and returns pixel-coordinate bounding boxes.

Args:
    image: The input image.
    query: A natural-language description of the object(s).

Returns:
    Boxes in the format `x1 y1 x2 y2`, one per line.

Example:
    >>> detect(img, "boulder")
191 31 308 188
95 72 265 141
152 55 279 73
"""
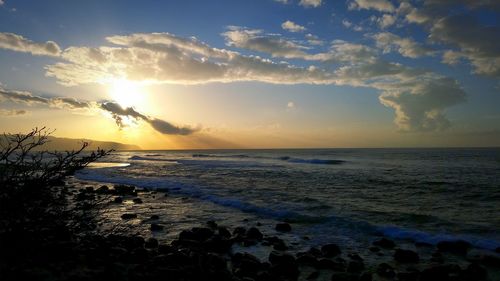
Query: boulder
376 263 395 278
437 240 471 255
246 227 263 240
330 272 359 281
372 238 395 249
275 222 292 232
150 223 164 231
145 238 159 249
394 249 419 263
321 243 341 257
121 213 137 220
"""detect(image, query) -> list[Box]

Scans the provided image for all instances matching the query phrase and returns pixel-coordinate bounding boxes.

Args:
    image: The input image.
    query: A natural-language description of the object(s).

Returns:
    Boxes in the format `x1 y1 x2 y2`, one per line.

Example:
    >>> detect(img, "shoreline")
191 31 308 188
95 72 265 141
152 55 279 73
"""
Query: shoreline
22 178 495 281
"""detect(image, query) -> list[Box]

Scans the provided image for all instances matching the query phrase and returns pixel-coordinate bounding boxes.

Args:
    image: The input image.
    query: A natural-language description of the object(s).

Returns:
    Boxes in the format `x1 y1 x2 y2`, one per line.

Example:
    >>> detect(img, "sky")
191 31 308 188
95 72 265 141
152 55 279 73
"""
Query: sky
0 0 499 149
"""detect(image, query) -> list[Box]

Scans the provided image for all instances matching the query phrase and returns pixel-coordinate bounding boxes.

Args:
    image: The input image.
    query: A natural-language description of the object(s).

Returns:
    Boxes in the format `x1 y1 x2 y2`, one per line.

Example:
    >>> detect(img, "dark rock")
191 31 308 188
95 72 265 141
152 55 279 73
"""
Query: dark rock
207 220 218 229
369 246 380 252
150 223 164 231
307 271 320 280
420 265 451 281
232 252 262 278
133 198 143 204
269 251 295 266
113 196 123 203
321 243 341 257
359 272 372 281
307 247 323 257
130 247 149 263
233 226 246 236
394 249 419 263
204 235 232 253
330 272 359 281
218 227 231 238
348 253 363 262
158 244 173 254
121 213 137 220
272 239 288 251
150 214 159 220
296 253 318 266
437 240 471 255
85 186 94 192
377 263 395 278
317 258 345 271
373 238 395 249
480 254 500 267
145 238 159 248
397 271 419 281
97 185 109 193
460 263 487 281
179 227 214 242
275 222 292 232
347 261 364 273
246 227 263 240
114 184 136 195
496 247 500 253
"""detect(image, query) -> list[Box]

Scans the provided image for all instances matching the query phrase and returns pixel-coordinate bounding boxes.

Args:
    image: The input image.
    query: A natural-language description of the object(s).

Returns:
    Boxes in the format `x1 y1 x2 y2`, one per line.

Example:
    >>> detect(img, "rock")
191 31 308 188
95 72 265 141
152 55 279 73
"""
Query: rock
205 235 232 253
397 271 419 281
269 251 295 266
150 215 160 220
207 220 218 229
359 272 372 281
369 246 380 252
133 198 143 204
348 253 363 262
296 253 318 266
437 240 471 255
233 226 246 236
218 227 231 238
246 227 263 240
85 186 94 192
372 238 395 249
145 238 159 248
179 227 214 242
150 223 164 231
496 247 500 253
275 222 292 232
121 213 137 220
460 263 487 280
114 184 136 195
158 244 173 254
420 265 451 281
113 196 123 203
479 254 500 267
377 263 395 278
394 249 419 263
347 261 364 273
97 185 109 193
232 252 262 278
330 272 359 281
129 247 149 263
272 239 288 251
415 241 433 248
307 271 320 280
321 243 341 257
317 258 345 271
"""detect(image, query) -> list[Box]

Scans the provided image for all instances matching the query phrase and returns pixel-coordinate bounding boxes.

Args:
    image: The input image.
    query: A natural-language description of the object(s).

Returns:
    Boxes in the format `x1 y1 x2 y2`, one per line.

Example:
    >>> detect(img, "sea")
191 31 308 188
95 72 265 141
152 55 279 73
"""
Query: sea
76 148 500 254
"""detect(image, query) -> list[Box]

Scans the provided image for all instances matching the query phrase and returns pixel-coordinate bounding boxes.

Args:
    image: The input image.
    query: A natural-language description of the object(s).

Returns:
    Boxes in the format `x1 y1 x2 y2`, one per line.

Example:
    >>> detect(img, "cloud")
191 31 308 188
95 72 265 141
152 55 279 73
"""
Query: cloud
0 32 61 56
299 0 322 8
379 77 466 131
100 102 197 135
2 31 468 132
274 0 289 3
430 14 500 78
0 109 27 116
373 32 435 58
0 0 4 6
287 101 295 109
376 14 396 29
305 33 324 46
0 86 196 135
281 20 306 32
348 0 395 12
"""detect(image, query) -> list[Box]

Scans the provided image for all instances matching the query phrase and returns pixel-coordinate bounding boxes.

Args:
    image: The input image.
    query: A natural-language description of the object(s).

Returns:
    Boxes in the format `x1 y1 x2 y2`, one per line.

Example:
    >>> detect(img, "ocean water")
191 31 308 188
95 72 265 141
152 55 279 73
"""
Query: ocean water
77 148 500 252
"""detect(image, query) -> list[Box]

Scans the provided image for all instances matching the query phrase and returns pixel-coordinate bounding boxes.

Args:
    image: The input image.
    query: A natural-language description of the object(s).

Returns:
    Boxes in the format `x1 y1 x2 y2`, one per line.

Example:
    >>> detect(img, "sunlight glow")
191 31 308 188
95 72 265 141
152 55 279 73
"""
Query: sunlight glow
108 79 146 108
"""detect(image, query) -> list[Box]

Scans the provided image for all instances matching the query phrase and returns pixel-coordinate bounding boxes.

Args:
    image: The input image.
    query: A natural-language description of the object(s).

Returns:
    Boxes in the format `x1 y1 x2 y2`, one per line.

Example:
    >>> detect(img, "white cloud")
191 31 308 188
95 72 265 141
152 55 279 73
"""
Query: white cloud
0 0 4 6
348 0 395 12
287 101 295 109
377 14 396 29
342 20 353 28
373 32 435 58
275 0 289 3
281 20 307 32
442 50 464 65
0 32 61 56
305 33 324 46
379 77 466 132
299 0 322 8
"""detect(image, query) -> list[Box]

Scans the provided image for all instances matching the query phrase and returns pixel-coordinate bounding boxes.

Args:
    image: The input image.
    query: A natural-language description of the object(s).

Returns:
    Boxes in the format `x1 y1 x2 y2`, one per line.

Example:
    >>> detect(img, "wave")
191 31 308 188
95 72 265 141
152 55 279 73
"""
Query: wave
286 158 345 165
128 155 178 162
192 153 250 158
377 225 500 250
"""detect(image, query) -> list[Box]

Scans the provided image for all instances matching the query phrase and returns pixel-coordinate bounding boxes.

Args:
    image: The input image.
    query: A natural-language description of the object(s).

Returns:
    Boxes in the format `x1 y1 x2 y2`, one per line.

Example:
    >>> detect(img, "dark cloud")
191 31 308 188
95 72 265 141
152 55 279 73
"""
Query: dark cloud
100 102 197 135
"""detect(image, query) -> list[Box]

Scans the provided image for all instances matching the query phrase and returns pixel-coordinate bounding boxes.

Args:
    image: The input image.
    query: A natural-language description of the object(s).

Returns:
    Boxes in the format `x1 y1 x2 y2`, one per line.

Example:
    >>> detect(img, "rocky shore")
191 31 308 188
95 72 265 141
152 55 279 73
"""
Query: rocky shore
1 182 499 281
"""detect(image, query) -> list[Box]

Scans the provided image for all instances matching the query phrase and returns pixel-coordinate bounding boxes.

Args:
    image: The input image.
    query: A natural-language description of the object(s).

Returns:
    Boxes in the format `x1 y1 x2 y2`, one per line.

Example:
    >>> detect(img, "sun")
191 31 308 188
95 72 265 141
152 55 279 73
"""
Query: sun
108 79 146 108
